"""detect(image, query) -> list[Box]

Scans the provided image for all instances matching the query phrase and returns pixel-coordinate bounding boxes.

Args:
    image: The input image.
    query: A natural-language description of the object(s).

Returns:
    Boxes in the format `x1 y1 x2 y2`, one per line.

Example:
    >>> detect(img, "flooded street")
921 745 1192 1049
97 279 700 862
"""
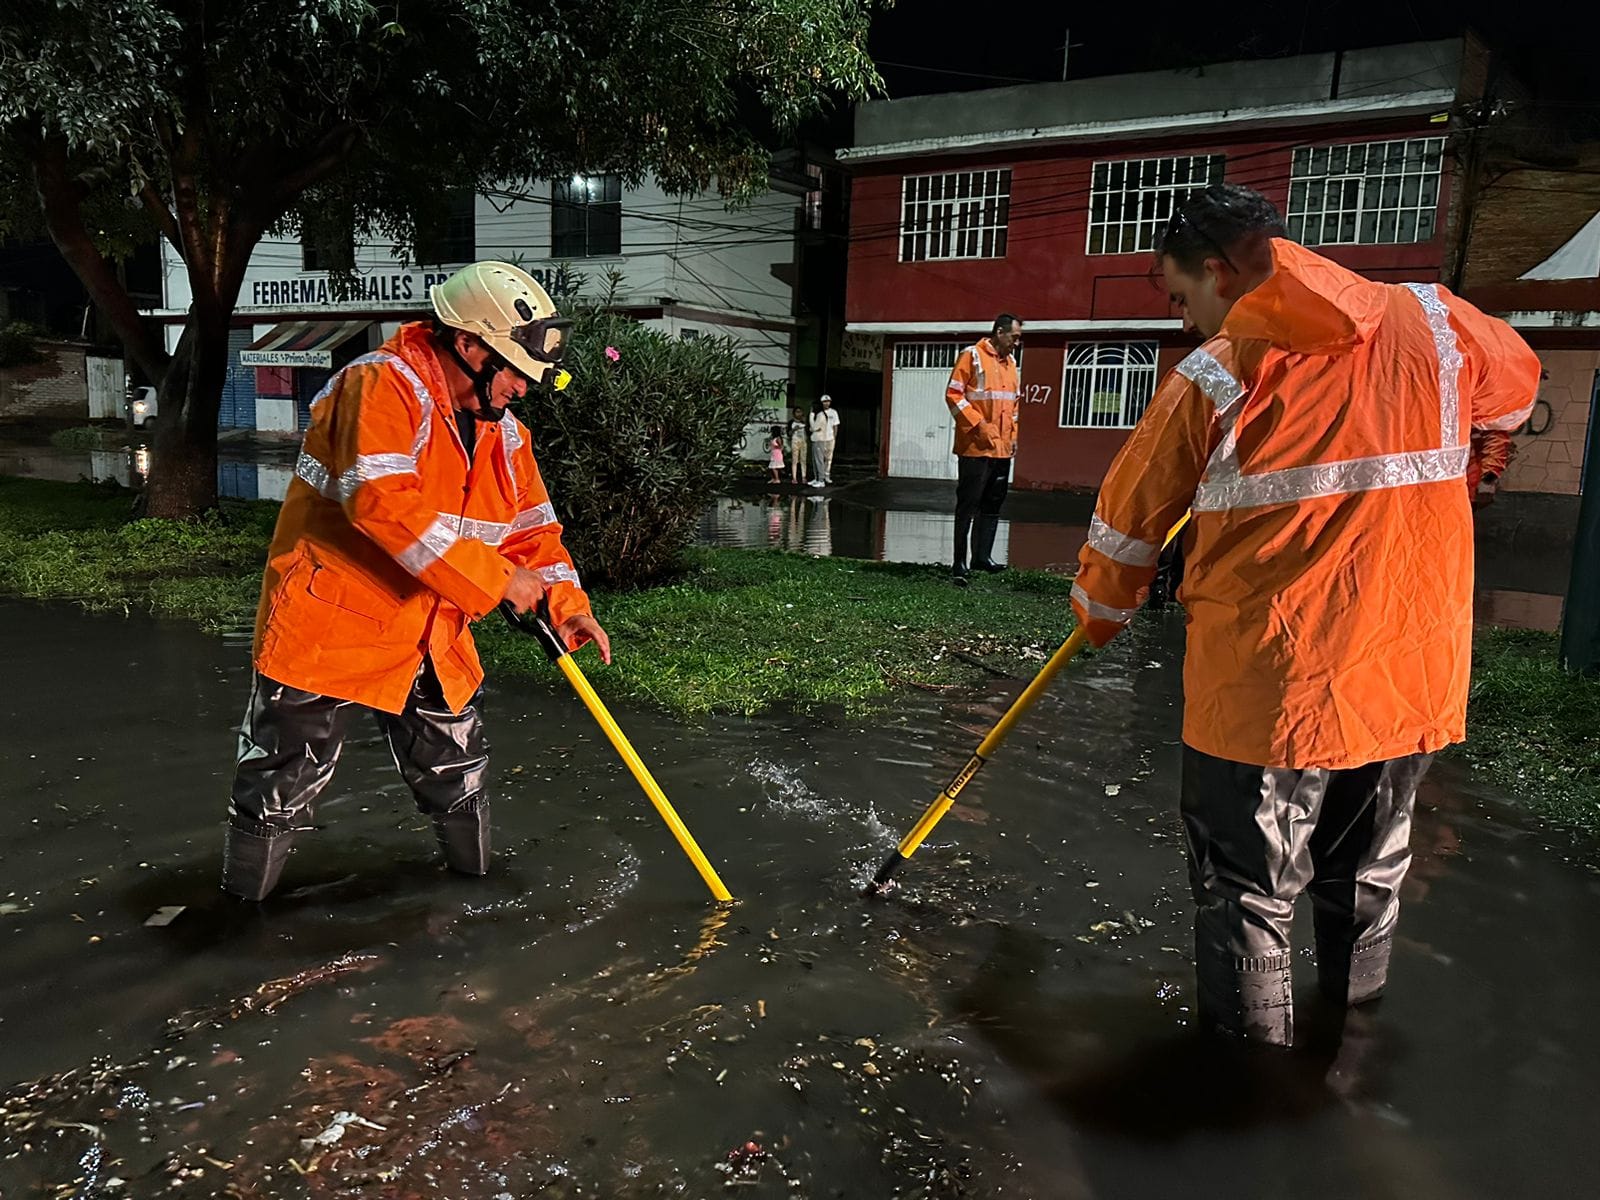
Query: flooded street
3 599 1598 1197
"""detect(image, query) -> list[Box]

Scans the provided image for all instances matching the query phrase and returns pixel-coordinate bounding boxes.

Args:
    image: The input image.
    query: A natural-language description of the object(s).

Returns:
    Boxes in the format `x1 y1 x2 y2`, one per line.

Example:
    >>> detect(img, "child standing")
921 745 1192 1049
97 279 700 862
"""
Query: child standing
767 426 785 484
788 407 809 485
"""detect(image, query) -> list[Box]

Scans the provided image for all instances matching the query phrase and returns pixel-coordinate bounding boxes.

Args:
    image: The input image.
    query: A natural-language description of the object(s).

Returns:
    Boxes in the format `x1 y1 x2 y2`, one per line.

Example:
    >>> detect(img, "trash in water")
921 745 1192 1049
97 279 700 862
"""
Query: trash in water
300 1111 387 1150
144 906 186 928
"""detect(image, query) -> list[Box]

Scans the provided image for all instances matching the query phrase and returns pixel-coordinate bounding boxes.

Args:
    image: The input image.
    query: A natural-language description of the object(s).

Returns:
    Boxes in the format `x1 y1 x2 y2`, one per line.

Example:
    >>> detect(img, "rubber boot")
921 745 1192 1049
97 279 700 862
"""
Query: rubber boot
972 516 1005 571
433 797 491 876
1317 933 1393 1007
1196 947 1295 1048
221 820 296 901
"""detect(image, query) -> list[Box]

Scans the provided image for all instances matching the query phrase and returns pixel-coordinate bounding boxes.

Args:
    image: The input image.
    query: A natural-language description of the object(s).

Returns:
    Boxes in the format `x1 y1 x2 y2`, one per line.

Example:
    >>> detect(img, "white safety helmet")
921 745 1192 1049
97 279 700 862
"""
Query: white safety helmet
430 261 572 390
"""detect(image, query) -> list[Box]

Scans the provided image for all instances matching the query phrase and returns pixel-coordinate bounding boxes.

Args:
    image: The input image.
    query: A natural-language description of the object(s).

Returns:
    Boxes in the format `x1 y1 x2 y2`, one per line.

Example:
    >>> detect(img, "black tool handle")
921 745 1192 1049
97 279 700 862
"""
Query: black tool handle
498 599 569 663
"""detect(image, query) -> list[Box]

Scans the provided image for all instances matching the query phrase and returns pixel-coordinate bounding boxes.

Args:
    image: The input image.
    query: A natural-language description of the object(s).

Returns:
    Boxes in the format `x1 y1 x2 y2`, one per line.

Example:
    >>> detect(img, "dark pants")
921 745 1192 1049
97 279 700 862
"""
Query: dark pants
954 455 1011 567
223 659 491 898
1179 745 1432 1047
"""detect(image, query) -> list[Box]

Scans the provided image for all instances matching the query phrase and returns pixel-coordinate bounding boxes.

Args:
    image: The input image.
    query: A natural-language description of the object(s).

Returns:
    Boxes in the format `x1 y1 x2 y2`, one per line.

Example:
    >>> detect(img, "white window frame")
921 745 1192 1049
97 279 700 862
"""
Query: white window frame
1087 155 1226 255
1059 341 1159 429
899 169 1012 263
1286 137 1444 247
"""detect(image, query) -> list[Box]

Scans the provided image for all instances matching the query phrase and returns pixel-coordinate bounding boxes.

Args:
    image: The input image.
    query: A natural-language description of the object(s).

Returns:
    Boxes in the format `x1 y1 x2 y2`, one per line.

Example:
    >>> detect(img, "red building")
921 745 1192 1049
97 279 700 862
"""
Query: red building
842 38 1486 491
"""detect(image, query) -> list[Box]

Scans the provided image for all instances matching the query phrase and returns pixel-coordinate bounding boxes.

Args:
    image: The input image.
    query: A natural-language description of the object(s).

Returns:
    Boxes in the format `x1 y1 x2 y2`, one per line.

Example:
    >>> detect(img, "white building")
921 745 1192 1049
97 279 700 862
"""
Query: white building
146 176 804 459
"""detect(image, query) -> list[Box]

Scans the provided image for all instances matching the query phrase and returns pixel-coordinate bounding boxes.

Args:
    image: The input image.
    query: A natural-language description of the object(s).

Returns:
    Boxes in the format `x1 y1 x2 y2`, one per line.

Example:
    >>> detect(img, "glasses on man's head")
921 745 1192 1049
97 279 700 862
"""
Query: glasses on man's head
1163 208 1235 270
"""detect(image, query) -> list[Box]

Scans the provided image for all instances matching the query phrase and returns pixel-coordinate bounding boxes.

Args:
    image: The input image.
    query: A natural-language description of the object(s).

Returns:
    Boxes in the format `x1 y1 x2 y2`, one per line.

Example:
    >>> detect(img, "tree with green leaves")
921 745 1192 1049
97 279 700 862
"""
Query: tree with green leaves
0 0 879 516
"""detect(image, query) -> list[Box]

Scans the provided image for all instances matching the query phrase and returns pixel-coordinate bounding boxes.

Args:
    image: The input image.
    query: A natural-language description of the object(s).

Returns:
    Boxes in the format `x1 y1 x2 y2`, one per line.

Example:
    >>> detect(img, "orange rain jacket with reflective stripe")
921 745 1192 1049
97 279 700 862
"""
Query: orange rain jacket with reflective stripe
1071 239 1539 770
253 322 591 715
945 338 1019 457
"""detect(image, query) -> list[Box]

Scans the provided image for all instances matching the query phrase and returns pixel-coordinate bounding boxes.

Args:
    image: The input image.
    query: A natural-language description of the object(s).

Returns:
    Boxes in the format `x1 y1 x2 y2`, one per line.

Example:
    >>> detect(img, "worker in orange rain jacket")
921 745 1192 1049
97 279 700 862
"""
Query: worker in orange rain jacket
945 314 1023 584
1072 185 1539 1047
222 262 612 902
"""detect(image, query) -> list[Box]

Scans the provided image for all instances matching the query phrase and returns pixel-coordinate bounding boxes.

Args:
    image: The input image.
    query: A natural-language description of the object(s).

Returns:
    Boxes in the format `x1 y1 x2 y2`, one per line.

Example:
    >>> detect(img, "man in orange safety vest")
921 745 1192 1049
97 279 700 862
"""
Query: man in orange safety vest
1072 185 1540 1046
223 261 611 901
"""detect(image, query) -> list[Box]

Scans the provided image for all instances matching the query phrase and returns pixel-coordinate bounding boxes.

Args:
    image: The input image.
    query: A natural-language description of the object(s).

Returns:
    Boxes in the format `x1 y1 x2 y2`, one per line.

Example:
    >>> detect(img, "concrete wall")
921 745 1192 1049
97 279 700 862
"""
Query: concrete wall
0 340 89 420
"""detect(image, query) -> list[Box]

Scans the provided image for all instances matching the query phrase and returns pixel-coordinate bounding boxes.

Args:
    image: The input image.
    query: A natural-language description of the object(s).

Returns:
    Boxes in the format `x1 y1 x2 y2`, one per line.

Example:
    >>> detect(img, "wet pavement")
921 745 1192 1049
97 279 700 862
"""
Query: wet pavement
3 600 1599 1197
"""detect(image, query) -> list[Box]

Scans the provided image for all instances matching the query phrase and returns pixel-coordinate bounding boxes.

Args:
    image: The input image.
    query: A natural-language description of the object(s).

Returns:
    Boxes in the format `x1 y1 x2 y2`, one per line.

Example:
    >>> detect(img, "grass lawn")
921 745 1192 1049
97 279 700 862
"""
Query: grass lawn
2 474 1594 835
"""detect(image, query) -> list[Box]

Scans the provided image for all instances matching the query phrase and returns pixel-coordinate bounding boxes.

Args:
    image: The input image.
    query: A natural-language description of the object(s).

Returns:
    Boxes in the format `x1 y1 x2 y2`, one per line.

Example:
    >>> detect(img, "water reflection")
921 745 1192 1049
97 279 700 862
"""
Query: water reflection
696 494 1088 573
1474 588 1564 633
0 441 294 501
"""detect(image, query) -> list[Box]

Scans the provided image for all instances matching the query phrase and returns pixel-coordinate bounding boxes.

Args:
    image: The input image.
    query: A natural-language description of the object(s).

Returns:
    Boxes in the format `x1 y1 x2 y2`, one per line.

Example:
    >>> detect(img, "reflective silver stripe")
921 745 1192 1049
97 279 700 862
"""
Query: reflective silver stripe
1194 446 1468 513
1087 515 1160 567
1071 582 1138 625
508 502 556 533
295 352 434 502
1404 283 1464 448
988 389 1017 400
538 563 581 587
500 418 524 493
1188 295 1474 512
1479 403 1535 432
339 452 415 500
294 451 332 496
954 398 972 412
948 380 966 394
1175 347 1245 415
460 516 509 544
396 516 460 576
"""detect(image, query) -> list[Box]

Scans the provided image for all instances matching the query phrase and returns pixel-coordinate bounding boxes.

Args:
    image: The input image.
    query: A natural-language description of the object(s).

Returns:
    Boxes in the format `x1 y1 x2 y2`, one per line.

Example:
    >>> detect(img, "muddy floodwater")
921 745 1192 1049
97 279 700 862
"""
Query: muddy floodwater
2 599 1599 1198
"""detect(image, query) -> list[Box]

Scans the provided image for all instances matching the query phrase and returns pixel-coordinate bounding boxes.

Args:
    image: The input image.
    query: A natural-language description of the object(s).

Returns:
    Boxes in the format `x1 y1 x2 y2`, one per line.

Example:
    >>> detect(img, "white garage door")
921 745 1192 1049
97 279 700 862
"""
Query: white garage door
887 342 962 480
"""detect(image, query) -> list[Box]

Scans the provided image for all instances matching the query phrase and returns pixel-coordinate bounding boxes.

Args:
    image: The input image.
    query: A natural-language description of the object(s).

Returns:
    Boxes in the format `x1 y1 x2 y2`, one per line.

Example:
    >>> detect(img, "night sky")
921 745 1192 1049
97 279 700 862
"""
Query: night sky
866 1 1585 111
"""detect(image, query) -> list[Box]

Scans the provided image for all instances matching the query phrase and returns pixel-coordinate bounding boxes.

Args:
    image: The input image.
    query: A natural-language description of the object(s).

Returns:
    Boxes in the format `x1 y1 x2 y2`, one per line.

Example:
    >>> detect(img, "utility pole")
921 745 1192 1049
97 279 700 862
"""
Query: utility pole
1560 375 1600 674
1060 29 1084 81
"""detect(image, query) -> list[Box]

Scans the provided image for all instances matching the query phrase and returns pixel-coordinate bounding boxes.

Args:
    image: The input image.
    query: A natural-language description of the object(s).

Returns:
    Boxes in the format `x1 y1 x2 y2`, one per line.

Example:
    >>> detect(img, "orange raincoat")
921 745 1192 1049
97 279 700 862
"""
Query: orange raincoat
1072 240 1539 769
253 323 591 715
945 338 1019 457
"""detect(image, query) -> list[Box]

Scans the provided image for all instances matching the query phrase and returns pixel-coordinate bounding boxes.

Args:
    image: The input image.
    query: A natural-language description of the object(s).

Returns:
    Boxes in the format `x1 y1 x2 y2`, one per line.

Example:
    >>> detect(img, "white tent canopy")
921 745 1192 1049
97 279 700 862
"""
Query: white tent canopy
1520 211 1600 281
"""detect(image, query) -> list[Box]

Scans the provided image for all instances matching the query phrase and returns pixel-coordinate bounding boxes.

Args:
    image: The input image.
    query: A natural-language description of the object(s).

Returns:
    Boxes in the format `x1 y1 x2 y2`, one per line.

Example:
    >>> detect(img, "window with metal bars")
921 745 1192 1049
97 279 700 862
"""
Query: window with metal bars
1059 342 1158 428
1087 155 1226 255
892 342 964 370
899 170 1011 263
1286 138 1444 246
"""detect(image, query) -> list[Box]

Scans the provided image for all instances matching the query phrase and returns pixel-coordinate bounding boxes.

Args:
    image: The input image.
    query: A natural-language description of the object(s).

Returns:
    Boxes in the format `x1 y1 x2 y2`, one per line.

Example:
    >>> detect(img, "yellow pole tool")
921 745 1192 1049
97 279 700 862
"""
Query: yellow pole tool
502 602 733 903
867 513 1191 895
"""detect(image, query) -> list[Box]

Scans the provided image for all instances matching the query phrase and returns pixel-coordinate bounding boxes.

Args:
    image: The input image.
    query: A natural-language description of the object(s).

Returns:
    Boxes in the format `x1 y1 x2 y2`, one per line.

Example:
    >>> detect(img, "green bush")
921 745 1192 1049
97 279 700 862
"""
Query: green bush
513 310 764 589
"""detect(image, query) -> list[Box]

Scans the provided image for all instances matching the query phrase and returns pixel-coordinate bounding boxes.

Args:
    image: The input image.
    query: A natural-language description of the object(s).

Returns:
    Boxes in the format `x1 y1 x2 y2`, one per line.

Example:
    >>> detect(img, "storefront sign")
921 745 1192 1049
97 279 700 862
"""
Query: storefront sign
840 331 884 373
246 265 581 309
240 348 336 367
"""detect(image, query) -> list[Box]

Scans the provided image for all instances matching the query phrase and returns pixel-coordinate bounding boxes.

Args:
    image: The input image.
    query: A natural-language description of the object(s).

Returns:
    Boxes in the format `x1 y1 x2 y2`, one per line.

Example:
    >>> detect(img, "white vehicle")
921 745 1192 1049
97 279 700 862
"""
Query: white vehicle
127 385 158 429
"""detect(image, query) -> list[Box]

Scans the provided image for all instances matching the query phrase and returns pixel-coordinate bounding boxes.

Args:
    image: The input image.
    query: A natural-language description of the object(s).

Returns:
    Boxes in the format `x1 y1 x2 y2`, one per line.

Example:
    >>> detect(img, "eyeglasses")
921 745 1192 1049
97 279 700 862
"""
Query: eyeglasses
1163 208 1235 270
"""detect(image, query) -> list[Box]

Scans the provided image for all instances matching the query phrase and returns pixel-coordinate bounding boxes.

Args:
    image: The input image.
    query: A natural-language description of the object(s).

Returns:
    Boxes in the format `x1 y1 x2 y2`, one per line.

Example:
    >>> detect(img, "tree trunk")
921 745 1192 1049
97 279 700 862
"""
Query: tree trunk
143 312 230 517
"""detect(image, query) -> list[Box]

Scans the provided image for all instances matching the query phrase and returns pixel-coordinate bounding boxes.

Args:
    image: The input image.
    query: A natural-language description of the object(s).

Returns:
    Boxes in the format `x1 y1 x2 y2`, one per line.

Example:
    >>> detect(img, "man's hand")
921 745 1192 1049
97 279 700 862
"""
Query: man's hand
502 566 547 614
1473 475 1500 509
556 613 612 664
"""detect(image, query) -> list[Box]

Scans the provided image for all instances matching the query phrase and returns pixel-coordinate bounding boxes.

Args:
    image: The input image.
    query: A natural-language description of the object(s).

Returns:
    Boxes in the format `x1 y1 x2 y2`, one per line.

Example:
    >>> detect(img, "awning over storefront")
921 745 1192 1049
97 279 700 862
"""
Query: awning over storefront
240 320 371 368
